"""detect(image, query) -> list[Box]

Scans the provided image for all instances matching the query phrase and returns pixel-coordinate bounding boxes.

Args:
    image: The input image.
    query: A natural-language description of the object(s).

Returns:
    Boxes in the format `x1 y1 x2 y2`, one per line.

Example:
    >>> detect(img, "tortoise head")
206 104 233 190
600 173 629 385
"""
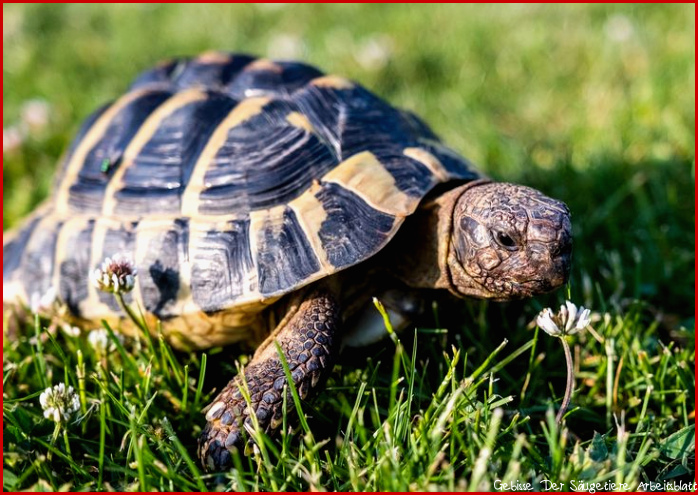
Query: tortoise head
446 182 572 300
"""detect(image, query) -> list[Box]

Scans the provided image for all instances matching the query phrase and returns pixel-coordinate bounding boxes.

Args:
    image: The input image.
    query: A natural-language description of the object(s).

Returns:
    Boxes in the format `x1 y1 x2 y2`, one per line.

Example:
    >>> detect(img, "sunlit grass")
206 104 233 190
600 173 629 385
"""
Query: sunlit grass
3 297 694 490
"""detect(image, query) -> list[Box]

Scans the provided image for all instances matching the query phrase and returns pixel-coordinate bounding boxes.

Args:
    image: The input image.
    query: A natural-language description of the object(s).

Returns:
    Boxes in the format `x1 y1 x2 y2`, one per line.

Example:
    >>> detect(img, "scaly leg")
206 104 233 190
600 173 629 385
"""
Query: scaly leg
198 287 340 470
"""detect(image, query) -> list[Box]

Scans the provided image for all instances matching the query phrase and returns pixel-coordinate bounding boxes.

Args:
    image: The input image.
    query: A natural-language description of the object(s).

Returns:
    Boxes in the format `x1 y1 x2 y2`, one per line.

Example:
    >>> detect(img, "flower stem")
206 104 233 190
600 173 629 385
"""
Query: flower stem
76 350 88 435
48 422 60 461
115 292 143 330
115 292 154 352
62 428 72 458
556 336 575 423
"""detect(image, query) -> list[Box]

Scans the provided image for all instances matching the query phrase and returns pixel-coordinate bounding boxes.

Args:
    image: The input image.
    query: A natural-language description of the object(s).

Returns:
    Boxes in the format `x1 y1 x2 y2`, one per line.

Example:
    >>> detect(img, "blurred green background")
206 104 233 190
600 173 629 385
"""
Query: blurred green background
3 3 695 318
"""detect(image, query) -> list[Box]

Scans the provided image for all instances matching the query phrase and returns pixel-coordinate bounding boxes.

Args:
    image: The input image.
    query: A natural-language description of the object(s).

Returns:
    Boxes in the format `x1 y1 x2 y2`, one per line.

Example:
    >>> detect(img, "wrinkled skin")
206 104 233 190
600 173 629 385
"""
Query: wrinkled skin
448 182 572 300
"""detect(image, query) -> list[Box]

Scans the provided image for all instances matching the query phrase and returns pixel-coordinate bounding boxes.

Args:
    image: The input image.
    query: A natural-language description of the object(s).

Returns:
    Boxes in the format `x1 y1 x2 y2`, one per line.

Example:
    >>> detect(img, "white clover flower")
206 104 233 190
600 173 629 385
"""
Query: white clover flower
356 35 393 71
3 125 23 153
61 323 81 338
87 328 123 354
21 99 51 133
29 286 57 313
39 383 80 424
536 300 591 337
88 328 110 354
604 14 634 43
536 308 560 336
91 254 138 294
536 301 592 424
267 32 303 59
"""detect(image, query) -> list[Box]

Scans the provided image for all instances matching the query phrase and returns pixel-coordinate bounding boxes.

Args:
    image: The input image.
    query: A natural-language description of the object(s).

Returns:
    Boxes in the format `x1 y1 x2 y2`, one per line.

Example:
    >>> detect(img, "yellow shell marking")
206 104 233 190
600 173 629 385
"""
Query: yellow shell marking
285 112 316 134
7 206 57 304
181 96 272 216
245 58 283 73
195 51 233 65
101 89 210 216
311 75 355 90
50 216 93 310
186 218 259 307
321 151 415 217
287 181 332 272
55 89 154 214
248 204 286 259
403 147 450 183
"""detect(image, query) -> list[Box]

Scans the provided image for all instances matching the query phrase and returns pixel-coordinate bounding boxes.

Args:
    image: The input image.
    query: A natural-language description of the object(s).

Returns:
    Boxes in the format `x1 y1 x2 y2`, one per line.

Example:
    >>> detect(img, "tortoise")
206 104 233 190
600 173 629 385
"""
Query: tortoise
3 52 572 470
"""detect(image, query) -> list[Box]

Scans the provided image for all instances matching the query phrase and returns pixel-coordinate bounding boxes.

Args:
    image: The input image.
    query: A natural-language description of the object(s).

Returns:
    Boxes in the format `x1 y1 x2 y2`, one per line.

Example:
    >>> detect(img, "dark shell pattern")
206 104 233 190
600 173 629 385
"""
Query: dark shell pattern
3 52 480 343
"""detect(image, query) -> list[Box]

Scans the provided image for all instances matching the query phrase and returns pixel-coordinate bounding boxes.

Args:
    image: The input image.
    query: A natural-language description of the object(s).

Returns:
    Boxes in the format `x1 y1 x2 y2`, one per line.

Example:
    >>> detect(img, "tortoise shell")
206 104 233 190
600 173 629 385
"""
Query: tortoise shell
3 52 480 347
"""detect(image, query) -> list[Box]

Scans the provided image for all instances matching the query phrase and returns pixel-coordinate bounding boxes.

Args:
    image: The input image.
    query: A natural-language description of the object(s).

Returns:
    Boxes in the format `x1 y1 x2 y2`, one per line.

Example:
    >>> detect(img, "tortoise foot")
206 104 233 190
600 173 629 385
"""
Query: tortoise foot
198 287 340 471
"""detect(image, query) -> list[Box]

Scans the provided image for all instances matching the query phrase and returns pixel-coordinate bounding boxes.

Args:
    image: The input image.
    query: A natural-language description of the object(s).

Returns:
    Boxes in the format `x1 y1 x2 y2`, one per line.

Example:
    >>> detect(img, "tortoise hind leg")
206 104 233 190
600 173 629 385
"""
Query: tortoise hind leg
198 286 341 471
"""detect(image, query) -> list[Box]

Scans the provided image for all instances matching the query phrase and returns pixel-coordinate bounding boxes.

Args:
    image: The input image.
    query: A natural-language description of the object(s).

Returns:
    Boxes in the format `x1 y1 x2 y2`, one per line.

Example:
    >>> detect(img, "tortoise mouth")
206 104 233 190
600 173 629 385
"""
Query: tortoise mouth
450 270 569 301
470 247 572 300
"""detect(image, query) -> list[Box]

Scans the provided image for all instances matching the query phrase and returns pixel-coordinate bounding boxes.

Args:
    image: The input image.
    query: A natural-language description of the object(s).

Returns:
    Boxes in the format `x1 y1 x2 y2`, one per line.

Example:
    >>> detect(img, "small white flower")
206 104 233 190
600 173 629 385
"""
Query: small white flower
536 308 560 336
3 126 23 153
267 32 303 59
604 14 634 43
21 99 51 133
355 35 393 71
536 300 591 337
39 383 80 424
88 327 125 354
87 328 109 353
29 286 57 313
91 254 138 294
61 323 81 338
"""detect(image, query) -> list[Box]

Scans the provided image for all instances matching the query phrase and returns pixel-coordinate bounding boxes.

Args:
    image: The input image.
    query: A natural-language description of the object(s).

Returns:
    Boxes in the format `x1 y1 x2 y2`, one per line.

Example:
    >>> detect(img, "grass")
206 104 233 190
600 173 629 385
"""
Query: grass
3 3 695 492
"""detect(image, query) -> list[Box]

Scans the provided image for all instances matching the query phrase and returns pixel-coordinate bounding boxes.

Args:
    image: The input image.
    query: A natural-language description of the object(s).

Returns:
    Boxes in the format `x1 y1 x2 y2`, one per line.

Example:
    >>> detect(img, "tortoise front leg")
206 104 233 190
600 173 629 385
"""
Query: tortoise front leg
198 287 341 471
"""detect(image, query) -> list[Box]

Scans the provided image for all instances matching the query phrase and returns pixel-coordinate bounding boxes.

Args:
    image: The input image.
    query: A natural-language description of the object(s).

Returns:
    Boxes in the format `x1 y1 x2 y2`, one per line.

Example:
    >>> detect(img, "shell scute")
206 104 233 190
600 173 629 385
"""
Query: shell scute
4 53 482 341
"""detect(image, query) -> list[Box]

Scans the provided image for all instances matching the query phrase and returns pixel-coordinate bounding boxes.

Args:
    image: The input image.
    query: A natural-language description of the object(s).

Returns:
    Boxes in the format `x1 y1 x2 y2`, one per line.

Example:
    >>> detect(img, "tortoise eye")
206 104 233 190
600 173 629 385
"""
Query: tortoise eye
494 230 518 251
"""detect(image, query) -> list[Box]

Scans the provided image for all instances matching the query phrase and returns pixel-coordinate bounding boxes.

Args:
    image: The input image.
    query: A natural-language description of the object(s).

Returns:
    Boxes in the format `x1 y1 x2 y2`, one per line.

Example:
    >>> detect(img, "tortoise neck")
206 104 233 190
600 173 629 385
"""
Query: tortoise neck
386 180 491 292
